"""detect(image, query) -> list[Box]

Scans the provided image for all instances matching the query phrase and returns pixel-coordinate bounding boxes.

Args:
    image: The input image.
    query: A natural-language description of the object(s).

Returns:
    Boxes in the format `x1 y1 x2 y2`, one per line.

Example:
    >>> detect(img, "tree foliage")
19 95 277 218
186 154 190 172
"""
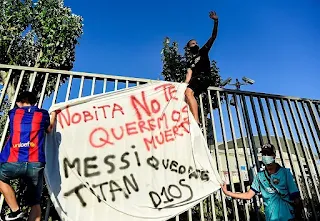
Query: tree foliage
0 0 83 130
0 0 83 219
0 0 83 99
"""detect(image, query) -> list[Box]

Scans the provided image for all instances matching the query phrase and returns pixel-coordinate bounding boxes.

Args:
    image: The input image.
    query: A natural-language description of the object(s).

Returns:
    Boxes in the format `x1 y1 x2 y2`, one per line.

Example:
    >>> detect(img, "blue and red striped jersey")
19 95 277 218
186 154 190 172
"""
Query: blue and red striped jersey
0 106 50 163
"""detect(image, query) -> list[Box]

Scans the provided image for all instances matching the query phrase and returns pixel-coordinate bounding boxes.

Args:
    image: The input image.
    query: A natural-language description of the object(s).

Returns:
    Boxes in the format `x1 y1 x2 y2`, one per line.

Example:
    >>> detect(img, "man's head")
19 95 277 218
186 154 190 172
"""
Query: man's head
186 39 199 54
260 143 276 166
16 91 37 107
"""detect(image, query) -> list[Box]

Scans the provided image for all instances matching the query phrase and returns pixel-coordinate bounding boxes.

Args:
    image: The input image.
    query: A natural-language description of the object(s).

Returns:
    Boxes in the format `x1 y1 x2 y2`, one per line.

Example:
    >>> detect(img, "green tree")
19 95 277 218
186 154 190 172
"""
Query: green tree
161 37 223 142
0 0 83 219
0 0 83 129
0 0 83 98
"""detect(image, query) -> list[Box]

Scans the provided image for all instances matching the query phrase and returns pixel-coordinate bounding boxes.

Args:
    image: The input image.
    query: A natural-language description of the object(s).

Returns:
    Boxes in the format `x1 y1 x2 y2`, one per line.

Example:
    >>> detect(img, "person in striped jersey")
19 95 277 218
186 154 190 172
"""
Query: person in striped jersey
0 91 56 221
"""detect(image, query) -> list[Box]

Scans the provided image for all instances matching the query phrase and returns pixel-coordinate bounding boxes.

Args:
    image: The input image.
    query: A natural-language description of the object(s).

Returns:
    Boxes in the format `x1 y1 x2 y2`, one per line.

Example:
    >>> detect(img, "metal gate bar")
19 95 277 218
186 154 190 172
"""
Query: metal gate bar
0 64 319 221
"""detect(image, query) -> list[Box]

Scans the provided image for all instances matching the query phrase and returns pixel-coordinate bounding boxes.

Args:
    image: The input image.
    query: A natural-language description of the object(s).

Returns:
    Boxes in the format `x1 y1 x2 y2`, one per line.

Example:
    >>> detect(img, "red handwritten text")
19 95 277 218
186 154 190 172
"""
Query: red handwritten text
57 103 124 129
154 83 178 102
143 118 189 151
130 84 178 121
89 105 189 150
130 91 160 121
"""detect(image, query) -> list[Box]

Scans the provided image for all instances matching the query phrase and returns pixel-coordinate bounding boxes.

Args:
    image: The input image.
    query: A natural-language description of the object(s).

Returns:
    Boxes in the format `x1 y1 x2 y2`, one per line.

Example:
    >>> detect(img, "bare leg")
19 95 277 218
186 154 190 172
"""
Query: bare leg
28 204 41 221
185 88 200 123
0 181 19 212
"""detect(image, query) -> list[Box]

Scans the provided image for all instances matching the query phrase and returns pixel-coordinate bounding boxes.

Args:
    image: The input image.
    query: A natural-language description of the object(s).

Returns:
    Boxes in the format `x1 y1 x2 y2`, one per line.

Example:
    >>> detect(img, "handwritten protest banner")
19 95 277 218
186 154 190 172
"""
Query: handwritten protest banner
45 82 222 221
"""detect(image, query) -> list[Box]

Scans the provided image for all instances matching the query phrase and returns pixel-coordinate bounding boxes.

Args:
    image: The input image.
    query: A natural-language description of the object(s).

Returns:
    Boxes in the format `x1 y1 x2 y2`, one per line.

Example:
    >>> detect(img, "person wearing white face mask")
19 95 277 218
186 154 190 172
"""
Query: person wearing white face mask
221 143 303 221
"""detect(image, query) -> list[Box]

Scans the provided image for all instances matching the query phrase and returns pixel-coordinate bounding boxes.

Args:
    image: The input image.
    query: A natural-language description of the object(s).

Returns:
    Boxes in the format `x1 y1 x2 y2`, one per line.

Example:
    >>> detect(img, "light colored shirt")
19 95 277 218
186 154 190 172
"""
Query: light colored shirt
251 165 299 221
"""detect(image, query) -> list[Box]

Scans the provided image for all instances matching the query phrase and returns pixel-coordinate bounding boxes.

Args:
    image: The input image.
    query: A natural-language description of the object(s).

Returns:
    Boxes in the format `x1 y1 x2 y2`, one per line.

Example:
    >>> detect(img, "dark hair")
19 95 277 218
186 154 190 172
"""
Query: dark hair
260 143 276 155
186 39 196 48
16 91 37 105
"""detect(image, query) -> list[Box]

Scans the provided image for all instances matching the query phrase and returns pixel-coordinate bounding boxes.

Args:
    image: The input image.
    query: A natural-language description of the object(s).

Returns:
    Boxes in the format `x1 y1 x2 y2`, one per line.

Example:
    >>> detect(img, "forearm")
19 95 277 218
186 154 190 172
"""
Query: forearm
185 74 191 83
185 69 192 83
211 19 218 39
204 20 219 50
47 112 57 133
225 191 253 200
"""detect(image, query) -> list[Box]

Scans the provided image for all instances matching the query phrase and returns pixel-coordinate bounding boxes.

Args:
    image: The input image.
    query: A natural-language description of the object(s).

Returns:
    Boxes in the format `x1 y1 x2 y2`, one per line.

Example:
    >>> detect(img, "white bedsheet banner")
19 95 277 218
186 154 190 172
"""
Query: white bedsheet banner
45 82 222 221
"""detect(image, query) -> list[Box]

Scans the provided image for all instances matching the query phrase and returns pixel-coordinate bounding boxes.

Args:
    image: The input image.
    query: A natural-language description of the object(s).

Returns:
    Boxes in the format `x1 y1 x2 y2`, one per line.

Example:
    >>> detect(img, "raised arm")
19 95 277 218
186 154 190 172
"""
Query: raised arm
203 11 219 52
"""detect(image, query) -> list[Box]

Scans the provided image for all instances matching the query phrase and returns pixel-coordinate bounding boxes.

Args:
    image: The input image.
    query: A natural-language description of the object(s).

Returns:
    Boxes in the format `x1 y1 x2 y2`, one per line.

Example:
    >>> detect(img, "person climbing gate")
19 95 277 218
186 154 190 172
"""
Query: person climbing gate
184 11 219 127
0 91 57 221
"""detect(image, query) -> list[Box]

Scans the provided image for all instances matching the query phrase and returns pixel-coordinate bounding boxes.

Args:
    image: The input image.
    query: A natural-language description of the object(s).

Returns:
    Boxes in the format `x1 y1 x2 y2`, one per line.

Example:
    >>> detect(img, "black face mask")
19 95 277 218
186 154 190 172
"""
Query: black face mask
189 45 199 54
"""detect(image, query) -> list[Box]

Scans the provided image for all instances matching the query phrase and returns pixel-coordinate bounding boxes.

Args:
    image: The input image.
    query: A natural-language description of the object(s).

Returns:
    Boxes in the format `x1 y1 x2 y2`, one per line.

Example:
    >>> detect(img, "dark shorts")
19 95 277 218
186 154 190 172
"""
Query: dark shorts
187 75 211 97
0 162 45 206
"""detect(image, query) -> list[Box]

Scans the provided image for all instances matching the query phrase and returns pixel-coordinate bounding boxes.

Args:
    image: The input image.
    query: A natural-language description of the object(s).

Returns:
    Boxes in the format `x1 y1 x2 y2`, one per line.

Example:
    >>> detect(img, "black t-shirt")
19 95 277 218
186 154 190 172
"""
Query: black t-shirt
188 46 211 77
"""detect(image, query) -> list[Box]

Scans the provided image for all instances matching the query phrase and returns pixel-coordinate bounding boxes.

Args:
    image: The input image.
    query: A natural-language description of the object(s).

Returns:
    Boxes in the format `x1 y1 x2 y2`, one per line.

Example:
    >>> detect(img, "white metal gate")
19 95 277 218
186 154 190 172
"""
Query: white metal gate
0 64 319 221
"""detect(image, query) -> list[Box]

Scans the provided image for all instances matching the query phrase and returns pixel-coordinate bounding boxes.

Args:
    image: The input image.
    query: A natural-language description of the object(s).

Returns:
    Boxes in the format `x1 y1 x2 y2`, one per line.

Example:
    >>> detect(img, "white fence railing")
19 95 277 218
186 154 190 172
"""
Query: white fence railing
0 64 319 221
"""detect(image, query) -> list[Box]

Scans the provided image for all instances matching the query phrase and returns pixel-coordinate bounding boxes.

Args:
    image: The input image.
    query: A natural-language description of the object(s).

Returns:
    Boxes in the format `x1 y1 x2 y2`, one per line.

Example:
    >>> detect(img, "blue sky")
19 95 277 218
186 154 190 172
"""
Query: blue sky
64 0 320 100
36 0 319 172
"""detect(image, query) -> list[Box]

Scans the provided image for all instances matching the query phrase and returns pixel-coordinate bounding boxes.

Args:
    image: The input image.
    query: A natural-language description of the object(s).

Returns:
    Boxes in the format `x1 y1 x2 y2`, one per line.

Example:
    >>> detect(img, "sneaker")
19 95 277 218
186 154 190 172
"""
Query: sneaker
4 211 24 221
